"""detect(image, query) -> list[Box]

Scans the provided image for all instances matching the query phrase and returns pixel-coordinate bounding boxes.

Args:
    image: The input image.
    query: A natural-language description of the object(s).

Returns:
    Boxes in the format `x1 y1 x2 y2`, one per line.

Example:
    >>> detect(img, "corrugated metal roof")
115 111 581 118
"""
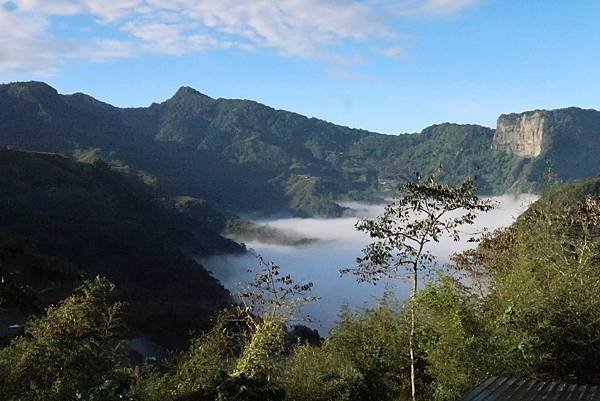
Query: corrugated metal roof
460 377 600 401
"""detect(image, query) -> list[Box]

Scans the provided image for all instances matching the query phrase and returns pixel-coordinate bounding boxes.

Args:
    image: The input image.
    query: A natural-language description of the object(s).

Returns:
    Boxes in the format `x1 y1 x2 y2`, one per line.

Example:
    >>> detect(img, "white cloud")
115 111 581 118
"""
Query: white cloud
86 39 137 61
122 22 204 55
16 0 82 15
379 46 406 58
420 0 480 14
0 7 61 74
16 0 145 20
184 0 390 56
3 0 481 74
0 5 139 75
382 0 481 15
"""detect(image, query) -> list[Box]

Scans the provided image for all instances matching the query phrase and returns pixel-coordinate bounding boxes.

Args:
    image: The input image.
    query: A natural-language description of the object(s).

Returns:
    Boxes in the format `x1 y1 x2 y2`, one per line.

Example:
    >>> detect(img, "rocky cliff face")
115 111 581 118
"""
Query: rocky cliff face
492 111 546 157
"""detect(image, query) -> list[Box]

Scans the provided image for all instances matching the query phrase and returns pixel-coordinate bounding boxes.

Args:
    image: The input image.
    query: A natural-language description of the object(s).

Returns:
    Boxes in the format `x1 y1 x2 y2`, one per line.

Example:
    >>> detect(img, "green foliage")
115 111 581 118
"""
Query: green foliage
285 298 412 401
4 177 600 401
136 307 250 401
454 178 600 385
346 176 494 283
344 175 493 401
0 277 131 401
233 319 286 381
136 308 288 401
416 277 489 401
284 343 364 401
0 233 81 313
217 318 287 401
0 148 240 348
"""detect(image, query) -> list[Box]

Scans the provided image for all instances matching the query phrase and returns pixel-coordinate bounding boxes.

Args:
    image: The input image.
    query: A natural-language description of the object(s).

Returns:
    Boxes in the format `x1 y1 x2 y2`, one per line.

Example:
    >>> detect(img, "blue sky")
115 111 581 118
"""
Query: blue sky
2 0 600 134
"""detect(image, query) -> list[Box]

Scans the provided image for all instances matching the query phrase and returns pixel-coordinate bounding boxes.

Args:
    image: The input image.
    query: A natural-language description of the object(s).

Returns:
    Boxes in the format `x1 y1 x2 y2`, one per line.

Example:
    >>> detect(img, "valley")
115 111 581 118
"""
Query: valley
202 194 538 334
2 81 599 348
3 3 600 399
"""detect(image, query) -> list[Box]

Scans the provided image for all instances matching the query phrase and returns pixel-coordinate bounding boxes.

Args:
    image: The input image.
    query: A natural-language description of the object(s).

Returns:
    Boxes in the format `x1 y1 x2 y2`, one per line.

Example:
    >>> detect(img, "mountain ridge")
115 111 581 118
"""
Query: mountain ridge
2 81 600 217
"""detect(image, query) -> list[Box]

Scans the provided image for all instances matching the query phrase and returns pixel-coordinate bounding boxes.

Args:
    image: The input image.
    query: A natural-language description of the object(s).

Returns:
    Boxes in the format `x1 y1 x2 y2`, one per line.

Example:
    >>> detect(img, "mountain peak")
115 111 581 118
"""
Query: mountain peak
172 86 213 101
2 81 59 98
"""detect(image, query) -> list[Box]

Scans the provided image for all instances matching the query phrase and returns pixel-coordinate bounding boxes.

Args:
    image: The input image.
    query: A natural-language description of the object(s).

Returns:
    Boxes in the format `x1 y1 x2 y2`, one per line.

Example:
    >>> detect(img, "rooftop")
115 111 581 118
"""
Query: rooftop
460 377 600 401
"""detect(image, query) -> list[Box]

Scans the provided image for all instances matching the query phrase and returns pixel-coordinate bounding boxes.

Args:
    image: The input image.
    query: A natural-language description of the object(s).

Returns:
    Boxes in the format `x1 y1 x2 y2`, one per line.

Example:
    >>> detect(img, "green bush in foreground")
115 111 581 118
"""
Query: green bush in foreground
0 277 131 401
284 298 412 401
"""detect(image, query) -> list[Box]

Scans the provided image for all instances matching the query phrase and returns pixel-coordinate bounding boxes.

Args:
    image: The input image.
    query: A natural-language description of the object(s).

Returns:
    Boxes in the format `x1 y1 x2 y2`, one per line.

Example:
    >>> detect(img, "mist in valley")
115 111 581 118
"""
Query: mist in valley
200 194 539 335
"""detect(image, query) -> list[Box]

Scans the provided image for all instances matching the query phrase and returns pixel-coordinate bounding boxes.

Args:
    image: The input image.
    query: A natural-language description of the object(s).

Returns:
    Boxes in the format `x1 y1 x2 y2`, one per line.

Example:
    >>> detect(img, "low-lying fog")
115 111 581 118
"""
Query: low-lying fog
200 194 538 335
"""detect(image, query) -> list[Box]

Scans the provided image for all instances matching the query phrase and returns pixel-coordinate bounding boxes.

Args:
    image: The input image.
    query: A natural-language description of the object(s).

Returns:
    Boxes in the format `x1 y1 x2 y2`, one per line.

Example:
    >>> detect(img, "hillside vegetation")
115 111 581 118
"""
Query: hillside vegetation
0 148 244 348
3 175 600 400
6 82 600 217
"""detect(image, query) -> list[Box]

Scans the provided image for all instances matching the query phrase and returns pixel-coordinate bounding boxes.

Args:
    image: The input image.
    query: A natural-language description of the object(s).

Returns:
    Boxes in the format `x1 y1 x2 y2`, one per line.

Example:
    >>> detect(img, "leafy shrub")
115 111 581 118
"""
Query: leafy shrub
0 277 130 401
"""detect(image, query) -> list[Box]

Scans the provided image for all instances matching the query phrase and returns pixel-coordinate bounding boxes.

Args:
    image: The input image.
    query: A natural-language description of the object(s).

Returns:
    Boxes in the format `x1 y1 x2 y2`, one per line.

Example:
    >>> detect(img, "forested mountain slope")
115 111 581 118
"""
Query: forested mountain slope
2 81 600 217
0 148 243 348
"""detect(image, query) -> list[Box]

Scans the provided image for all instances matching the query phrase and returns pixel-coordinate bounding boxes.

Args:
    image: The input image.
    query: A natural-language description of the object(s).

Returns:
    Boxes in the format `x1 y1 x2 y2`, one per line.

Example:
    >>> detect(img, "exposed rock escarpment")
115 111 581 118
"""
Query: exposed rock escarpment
492 111 546 157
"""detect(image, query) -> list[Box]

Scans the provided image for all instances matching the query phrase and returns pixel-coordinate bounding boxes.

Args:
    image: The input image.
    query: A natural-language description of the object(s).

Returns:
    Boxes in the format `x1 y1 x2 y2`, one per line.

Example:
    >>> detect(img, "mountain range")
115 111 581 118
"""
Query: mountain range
2 81 600 349
4 81 599 218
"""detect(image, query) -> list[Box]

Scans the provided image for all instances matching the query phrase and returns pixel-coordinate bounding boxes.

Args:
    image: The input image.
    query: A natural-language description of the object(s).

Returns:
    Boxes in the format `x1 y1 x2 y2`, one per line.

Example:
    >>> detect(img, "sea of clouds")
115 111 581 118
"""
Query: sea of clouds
200 194 539 335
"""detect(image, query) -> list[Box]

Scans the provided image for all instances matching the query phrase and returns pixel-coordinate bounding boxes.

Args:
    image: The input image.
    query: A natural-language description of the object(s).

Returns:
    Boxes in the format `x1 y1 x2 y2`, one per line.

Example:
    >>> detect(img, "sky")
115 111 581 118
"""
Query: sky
1 0 600 134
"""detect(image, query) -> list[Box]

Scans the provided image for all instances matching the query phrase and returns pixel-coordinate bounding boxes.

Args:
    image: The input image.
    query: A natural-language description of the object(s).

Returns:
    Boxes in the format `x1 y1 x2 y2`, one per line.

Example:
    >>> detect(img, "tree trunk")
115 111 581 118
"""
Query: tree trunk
409 263 418 401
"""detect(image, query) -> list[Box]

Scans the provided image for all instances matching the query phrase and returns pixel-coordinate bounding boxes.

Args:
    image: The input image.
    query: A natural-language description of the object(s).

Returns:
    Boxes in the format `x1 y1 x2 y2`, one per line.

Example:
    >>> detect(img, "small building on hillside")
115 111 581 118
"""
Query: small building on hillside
460 377 600 401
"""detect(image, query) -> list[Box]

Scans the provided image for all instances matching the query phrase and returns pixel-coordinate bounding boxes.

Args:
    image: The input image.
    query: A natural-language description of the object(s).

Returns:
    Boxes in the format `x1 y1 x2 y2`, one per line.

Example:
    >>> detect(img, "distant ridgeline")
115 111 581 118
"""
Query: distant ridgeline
1 81 600 218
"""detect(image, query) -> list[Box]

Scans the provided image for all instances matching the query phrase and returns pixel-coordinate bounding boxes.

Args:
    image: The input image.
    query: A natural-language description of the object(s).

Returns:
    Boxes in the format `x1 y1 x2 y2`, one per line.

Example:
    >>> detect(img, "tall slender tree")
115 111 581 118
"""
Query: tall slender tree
343 175 493 401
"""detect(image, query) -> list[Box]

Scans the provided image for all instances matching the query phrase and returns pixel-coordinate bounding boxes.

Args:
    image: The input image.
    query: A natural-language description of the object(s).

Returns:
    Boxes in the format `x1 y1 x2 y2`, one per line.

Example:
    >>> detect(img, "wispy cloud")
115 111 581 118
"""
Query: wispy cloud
378 46 407 58
0 6 97 75
381 0 481 15
1 0 481 75
419 0 481 14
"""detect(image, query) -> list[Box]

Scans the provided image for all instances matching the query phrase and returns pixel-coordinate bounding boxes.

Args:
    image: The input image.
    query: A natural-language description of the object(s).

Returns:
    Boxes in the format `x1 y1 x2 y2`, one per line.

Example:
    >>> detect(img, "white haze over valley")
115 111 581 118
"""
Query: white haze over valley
201 194 539 335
